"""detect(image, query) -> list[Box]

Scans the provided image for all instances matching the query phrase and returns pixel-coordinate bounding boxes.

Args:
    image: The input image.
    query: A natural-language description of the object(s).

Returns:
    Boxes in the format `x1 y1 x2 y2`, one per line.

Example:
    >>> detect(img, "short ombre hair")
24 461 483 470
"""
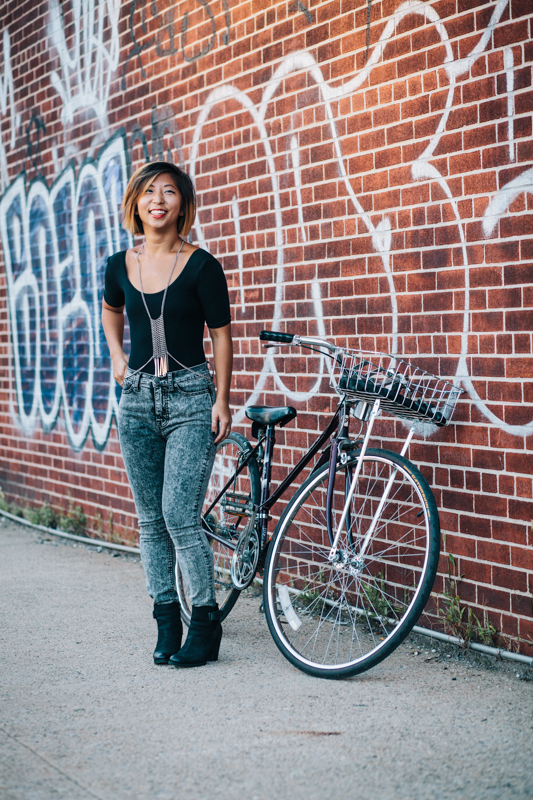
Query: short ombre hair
122 162 196 237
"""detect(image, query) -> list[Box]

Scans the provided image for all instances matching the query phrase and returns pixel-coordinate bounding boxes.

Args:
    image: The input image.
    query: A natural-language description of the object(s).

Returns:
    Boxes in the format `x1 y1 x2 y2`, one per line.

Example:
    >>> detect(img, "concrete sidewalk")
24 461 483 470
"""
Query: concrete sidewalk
1 517 532 800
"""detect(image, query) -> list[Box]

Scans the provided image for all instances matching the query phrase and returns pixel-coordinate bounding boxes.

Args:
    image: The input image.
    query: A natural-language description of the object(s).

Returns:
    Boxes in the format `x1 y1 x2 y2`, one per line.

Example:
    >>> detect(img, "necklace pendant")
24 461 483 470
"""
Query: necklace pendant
137 239 185 379
154 355 169 377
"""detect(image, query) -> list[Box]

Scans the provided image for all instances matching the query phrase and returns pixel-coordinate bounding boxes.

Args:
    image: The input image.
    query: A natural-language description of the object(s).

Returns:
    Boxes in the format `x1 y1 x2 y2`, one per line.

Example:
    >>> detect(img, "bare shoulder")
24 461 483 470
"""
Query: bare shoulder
181 241 199 255
124 245 142 267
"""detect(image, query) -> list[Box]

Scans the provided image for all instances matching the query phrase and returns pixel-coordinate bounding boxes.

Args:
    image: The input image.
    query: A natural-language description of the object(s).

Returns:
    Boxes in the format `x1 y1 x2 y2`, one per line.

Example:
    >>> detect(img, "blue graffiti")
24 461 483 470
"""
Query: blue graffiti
0 133 131 450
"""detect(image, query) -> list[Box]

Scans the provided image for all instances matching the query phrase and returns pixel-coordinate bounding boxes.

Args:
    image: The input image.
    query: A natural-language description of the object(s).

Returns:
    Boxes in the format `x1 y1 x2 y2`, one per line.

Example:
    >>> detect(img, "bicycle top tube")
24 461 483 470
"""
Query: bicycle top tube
260 330 337 354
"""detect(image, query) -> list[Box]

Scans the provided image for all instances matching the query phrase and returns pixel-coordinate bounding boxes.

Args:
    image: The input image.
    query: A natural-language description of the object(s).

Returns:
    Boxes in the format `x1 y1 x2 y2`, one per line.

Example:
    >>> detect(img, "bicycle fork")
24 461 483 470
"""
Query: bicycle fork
327 399 415 564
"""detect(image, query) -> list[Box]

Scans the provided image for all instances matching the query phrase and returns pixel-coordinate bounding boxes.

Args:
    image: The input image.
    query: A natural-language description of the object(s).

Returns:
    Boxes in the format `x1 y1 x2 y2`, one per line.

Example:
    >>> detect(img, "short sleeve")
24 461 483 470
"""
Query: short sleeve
196 255 231 329
104 254 125 308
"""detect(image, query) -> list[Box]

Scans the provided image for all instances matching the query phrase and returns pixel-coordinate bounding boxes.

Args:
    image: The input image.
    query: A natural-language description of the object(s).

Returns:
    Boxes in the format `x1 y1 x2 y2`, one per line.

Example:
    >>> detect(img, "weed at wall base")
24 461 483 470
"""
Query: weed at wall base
438 554 504 650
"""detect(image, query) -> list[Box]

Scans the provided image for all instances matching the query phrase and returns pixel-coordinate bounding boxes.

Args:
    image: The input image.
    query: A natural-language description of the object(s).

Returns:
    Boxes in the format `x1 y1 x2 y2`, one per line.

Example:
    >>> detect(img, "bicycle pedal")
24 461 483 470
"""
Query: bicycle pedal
221 491 253 517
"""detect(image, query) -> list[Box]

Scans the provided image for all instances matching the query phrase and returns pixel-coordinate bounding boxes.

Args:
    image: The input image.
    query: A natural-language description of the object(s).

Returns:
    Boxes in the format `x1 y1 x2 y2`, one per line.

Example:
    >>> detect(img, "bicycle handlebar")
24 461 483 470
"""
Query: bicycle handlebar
260 330 295 344
260 330 337 353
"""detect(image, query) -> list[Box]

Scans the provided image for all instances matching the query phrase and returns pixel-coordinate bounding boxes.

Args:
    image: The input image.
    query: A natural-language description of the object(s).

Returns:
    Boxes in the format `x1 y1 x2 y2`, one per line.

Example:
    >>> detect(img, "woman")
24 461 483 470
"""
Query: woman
102 161 232 668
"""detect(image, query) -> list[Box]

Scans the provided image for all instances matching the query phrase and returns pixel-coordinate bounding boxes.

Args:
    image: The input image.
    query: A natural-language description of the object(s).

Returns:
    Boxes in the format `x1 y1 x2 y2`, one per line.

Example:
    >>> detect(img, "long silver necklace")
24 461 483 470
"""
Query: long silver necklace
136 238 185 376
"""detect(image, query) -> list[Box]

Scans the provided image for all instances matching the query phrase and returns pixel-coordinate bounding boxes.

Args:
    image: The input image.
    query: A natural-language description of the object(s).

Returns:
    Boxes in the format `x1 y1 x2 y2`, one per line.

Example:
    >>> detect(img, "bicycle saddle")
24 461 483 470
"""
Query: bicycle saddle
245 406 297 427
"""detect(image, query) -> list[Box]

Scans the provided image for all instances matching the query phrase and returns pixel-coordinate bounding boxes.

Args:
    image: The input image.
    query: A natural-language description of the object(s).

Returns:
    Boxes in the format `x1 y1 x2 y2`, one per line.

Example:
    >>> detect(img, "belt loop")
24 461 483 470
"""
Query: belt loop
133 372 142 392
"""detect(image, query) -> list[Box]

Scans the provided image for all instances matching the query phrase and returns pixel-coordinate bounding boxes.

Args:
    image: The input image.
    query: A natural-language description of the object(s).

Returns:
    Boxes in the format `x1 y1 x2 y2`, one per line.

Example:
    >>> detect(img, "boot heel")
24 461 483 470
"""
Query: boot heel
207 626 222 661
170 605 222 668
152 602 182 665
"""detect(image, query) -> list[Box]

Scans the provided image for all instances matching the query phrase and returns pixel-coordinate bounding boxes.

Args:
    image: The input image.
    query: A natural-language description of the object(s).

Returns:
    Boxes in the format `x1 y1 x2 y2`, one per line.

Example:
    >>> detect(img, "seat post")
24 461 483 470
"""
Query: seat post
259 425 276 538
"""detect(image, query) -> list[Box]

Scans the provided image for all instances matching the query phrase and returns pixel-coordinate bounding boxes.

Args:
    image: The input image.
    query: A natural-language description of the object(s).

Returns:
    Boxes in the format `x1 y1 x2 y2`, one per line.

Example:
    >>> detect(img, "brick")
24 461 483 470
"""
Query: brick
509 498 533 524
511 593 533 617
477 541 511 566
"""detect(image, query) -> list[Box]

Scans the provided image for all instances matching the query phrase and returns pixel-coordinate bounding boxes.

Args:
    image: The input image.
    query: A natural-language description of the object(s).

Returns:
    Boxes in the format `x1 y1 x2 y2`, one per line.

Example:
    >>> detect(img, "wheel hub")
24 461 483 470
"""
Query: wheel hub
331 548 365 576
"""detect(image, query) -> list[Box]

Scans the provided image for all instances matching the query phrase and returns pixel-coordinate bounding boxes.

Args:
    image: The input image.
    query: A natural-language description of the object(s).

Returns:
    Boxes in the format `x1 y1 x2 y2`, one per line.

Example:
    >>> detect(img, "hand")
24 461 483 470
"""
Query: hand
212 399 232 444
112 351 129 386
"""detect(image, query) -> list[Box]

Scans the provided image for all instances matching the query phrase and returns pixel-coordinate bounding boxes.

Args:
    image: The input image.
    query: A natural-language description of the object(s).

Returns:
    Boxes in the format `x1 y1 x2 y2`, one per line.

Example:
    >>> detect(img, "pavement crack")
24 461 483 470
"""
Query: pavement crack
0 727 105 800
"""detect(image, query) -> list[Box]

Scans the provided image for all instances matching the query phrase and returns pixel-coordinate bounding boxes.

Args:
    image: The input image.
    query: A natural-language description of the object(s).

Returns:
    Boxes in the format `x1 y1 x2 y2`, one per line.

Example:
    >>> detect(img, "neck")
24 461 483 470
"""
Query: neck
142 229 183 256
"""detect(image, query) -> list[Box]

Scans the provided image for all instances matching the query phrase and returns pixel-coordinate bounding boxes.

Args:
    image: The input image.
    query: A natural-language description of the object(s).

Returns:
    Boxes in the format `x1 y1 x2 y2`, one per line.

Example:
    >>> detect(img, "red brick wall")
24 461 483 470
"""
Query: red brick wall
0 0 532 650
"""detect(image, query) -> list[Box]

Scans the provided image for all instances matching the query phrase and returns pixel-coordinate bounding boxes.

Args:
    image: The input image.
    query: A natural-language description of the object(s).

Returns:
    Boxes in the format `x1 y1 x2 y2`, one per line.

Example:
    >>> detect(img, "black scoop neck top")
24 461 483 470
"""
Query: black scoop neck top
104 248 231 373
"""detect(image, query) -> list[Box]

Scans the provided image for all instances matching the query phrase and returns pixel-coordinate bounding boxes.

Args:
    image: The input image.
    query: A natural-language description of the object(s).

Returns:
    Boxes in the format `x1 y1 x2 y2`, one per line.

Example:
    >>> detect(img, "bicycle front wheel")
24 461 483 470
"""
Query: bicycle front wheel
263 448 440 678
177 432 260 625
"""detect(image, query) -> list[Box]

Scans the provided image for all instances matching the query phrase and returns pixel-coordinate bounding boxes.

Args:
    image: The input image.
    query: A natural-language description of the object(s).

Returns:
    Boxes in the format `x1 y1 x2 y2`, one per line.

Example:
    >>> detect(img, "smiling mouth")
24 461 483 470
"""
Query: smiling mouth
149 209 167 218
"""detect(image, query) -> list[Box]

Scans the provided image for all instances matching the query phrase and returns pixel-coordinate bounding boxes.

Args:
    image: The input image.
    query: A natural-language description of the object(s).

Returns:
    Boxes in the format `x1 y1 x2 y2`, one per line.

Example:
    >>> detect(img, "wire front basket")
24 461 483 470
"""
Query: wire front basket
332 350 463 426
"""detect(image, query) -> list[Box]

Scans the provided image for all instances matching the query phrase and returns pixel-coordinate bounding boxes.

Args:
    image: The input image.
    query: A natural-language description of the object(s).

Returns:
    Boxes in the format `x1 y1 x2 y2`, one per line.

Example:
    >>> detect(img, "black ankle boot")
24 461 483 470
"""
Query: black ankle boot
152 601 183 665
169 605 222 668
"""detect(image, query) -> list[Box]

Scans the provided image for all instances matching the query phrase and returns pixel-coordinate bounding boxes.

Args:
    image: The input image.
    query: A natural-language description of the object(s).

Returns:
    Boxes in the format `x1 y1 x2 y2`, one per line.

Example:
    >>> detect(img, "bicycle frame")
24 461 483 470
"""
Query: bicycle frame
204 336 422 574
203 400 345 553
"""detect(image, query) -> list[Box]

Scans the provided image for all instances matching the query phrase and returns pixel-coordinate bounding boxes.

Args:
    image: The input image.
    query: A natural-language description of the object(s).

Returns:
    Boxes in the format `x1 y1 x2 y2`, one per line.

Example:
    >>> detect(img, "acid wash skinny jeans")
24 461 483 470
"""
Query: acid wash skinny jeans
117 363 216 608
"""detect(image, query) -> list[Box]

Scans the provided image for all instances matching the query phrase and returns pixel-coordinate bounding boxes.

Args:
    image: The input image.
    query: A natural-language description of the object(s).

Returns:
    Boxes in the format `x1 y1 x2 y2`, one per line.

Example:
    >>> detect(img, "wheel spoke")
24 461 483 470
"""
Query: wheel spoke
264 450 440 677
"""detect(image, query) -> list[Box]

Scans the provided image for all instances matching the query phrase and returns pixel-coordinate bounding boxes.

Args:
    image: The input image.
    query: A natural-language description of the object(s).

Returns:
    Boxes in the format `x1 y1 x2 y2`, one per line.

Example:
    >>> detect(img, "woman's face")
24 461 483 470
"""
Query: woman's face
136 173 182 234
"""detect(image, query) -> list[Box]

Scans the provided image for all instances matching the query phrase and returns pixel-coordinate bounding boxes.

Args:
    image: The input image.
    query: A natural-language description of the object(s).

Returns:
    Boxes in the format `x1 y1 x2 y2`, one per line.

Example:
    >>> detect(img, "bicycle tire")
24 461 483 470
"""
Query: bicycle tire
263 448 440 679
176 432 260 625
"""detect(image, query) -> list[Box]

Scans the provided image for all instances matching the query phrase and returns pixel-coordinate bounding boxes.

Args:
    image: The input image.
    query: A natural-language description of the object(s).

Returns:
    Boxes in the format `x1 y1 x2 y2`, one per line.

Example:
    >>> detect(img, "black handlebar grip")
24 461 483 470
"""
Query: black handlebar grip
259 330 295 344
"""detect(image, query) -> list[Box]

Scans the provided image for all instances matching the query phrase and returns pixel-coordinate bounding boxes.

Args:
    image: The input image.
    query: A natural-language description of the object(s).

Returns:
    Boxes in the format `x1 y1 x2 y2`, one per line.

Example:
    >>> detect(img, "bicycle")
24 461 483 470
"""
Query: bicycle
176 331 463 678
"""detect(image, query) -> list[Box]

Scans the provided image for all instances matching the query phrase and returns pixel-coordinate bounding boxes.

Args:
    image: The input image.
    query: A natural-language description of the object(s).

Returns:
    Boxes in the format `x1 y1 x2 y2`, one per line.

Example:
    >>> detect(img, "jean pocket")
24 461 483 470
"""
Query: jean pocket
175 375 213 397
121 377 135 394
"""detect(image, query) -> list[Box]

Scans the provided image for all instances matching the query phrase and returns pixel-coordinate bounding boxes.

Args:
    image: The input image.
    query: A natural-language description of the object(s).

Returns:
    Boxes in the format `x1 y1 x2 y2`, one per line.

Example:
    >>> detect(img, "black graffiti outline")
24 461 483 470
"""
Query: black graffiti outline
150 104 185 165
26 113 47 177
122 0 231 90
366 0 372 55
126 124 151 174
181 0 216 63
121 0 156 91
221 0 231 46
155 3 178 57
289 1 313 24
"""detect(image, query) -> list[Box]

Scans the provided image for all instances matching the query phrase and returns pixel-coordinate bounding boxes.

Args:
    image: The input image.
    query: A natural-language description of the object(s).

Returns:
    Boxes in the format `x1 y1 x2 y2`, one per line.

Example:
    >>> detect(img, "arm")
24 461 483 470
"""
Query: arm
209 323 233 443
101 299 129 386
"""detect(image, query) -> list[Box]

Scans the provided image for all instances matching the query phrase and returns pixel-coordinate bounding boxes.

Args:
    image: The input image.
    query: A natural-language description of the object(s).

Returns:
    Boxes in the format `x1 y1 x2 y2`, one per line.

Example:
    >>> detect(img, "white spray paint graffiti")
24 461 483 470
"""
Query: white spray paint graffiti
189 0 530 437
48 0 121 127
1 0 530 446
230 195 245 314
0 28 20 192
290 135 307 244
504 47 516 163
0 135 131 450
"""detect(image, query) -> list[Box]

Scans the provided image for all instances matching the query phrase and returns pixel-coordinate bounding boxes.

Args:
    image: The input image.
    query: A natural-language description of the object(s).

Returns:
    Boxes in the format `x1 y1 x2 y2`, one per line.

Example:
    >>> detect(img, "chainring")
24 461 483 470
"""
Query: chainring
230 514 260 590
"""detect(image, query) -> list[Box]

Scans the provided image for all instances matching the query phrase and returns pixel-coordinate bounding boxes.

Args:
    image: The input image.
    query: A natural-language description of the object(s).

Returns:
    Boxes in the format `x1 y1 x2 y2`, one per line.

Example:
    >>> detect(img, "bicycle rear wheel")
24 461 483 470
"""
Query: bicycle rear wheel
263 448 440 678
177 432 260 625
